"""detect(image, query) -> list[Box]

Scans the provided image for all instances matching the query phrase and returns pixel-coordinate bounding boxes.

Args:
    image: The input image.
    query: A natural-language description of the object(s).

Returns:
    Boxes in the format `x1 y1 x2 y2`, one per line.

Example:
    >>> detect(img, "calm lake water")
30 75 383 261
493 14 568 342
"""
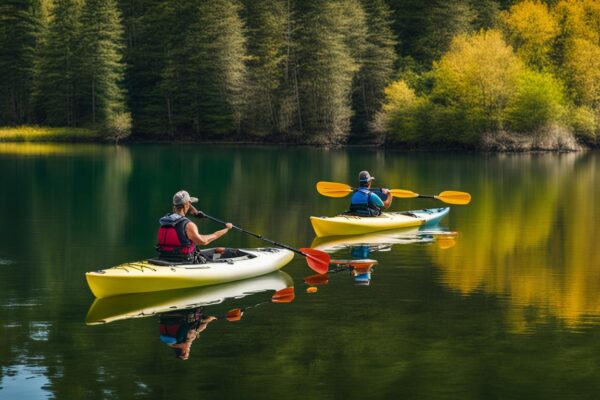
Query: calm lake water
1 143 599 399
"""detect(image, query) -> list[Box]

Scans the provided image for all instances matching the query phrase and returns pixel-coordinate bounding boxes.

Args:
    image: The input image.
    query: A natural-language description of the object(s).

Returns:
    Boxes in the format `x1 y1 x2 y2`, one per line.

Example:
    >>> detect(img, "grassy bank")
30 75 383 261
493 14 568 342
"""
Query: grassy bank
0 126 100 142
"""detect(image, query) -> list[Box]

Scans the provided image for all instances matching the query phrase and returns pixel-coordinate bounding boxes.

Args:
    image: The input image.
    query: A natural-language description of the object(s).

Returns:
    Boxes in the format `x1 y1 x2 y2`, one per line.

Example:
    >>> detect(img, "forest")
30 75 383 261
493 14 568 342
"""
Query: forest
1 0 599 148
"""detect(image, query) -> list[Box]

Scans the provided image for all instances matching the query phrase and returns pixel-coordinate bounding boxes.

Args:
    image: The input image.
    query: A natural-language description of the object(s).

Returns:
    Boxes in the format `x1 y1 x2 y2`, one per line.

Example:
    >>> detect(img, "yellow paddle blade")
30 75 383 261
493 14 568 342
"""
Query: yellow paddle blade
435 191 472 205
316 181 353 198
389 189 419 198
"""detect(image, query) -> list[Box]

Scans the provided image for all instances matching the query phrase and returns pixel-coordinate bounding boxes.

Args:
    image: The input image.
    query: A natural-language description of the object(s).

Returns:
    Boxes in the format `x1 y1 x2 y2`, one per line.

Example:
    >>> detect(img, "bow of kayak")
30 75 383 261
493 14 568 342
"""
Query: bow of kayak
85 248 294 298
310 207 450 237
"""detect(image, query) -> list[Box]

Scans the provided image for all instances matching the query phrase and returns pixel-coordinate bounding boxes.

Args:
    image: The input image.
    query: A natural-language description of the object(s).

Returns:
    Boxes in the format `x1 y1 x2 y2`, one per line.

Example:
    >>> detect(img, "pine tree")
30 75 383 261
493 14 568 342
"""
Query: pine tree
351 0 397 142
183 0 247 136
295 0 366 144
78 0 127 129
243 0 295 136
0 0 44 125
34 0 82 126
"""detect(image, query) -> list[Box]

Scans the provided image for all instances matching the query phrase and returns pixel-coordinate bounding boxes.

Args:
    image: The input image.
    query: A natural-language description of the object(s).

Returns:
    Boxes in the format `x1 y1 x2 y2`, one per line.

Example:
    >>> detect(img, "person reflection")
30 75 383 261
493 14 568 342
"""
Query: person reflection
159 307 217 360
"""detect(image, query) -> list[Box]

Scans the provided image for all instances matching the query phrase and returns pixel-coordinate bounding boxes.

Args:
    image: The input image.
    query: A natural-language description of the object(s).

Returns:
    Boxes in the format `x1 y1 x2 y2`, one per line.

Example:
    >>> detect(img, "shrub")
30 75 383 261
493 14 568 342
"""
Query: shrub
505 70 566 133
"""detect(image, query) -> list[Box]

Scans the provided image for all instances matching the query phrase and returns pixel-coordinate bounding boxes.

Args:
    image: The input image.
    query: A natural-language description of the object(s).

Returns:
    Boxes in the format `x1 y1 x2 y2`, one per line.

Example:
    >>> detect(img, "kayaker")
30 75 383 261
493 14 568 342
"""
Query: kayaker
347 171 393 216
159 307 217 360
156 190 233 262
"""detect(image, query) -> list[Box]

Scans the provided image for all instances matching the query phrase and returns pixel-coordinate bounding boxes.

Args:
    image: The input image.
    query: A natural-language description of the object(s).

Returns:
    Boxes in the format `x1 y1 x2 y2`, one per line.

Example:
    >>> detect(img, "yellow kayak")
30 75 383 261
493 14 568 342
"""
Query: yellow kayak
86 247 294 298
86 271 293 325
310 207 450 237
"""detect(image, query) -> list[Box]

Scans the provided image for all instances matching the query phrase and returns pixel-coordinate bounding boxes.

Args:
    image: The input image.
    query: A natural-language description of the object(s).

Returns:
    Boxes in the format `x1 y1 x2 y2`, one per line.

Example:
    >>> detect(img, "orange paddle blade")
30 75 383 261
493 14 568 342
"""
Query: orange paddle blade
304 274 330 286
435 191 471 205
226 308 242 322
330 259 378 269
389 189 419 198
316 181 353 198
271 287 295 303
300 248 330 274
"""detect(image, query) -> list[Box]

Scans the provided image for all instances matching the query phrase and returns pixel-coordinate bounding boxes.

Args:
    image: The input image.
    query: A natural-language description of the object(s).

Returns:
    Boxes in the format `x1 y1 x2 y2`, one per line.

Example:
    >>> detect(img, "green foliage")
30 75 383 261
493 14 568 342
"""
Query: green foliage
350 0 397 142
505 70 566 133
243 0 293 136
570 105 598 143
184 0 247 136
34 0 82 126
295 0 366 143
433 29 523 132
0 0 44 125
2 0 600 147
78 0 127 129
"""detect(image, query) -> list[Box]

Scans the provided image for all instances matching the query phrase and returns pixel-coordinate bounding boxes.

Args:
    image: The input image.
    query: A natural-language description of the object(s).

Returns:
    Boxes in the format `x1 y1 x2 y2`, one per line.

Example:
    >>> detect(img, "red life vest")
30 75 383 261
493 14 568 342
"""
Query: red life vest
156 214 195 261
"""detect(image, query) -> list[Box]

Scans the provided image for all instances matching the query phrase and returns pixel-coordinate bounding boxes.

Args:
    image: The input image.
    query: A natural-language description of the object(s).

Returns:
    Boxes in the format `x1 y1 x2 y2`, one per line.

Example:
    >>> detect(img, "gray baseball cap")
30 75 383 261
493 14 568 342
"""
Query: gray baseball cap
359 171 375 183
173 190 198 206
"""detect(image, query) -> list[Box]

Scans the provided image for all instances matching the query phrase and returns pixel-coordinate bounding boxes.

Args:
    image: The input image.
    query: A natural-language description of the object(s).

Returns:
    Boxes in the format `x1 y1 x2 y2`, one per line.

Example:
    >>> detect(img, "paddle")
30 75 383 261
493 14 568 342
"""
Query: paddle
316 181 471 205
192 208 330 274
223 287 295 322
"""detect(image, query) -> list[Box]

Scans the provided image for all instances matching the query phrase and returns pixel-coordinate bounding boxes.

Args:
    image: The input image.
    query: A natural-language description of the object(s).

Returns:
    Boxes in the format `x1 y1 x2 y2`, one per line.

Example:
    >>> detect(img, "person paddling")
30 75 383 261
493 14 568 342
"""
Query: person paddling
347 171 393 216
156 190 233 262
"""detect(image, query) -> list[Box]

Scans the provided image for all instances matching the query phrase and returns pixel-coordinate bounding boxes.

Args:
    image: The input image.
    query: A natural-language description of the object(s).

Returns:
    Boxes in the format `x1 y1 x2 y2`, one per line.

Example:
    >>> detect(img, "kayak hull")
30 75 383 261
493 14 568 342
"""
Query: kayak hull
85 248 294 298
310 207 450 237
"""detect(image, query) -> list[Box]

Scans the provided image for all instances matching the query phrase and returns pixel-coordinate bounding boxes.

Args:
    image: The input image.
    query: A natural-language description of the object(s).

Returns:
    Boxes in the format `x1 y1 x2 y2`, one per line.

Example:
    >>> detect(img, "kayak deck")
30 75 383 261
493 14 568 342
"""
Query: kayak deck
85 248 294 298
310 207 450 237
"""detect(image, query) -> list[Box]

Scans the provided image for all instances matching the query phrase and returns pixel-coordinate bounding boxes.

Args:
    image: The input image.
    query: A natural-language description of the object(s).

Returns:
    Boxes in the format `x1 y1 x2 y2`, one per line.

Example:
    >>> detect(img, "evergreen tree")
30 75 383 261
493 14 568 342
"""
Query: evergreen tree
295 0 366 143
78 0 127 128
351 0 397 142
243 0 296 136
0 0 43 125
34 0 82 126
182 0 247 136
126 0 196 135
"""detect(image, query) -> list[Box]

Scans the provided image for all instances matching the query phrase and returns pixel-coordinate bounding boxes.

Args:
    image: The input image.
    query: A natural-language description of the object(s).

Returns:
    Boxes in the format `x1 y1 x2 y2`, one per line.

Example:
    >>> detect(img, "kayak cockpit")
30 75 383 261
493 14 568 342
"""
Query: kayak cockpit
147 248 257 267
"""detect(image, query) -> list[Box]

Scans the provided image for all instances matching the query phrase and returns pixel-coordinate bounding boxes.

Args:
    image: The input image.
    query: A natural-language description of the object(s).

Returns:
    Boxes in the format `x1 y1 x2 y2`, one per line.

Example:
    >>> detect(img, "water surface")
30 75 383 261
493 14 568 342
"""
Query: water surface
1 143 599 399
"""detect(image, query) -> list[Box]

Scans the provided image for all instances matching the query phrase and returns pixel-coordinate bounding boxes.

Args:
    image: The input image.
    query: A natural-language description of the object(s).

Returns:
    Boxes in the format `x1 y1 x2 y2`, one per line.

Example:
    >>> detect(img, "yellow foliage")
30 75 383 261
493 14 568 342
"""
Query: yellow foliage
382 80 417 113
433 30 523 125
501 0 559 68
554 0 600 44
563 38 600 107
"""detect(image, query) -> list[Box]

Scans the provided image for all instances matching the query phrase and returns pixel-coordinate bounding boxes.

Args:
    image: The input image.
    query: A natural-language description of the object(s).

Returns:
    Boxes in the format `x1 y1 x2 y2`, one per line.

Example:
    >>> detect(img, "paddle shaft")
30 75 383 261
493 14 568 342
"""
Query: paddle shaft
196 211 307 258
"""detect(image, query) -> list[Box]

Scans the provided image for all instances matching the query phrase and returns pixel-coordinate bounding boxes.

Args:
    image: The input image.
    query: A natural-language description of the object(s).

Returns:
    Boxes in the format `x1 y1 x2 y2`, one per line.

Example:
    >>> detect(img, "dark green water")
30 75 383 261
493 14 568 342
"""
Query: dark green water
1 143 600 399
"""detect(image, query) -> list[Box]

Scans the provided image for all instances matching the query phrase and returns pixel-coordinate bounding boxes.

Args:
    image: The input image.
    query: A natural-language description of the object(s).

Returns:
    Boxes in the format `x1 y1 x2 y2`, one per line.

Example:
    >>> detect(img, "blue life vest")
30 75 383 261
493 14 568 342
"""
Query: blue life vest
349 188 381 216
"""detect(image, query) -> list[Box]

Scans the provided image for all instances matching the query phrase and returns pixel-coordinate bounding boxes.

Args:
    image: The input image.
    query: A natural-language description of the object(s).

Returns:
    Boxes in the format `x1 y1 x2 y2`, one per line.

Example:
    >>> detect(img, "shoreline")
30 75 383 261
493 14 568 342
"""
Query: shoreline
0 126 594 153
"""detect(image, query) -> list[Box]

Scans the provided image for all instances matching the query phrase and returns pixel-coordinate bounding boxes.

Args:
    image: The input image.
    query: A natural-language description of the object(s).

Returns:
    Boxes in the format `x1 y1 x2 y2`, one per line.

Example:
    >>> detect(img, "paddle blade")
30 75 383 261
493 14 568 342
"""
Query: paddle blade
300 248 331 274
316 181 353 198
436 236 456 249
389 189 419 198
226 308 243 322
304 274 330 286
436 191 472 205
271 287 295 303
330 259 378 269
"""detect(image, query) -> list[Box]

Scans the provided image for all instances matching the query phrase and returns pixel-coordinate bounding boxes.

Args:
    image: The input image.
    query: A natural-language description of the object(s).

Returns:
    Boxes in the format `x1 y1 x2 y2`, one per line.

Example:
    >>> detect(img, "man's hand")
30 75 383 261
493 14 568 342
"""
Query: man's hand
225 223 233 230
381 188 390 195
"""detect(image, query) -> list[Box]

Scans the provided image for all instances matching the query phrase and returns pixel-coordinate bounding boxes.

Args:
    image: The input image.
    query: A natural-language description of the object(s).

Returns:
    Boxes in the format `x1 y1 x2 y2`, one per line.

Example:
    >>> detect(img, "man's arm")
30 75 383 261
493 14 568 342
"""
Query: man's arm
380 189 393 209
186 221 231 246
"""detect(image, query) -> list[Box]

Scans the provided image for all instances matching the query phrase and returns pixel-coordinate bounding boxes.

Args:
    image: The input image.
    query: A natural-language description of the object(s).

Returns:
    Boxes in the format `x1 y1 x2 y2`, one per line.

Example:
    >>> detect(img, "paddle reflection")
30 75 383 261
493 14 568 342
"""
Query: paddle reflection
86 271 294 359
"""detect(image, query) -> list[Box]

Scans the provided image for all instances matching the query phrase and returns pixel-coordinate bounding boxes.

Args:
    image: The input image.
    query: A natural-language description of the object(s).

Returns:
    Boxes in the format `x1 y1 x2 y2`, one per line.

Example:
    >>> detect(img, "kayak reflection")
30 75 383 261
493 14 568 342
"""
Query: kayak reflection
86 271 293 324
311 226 457 254
86 271 294 360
